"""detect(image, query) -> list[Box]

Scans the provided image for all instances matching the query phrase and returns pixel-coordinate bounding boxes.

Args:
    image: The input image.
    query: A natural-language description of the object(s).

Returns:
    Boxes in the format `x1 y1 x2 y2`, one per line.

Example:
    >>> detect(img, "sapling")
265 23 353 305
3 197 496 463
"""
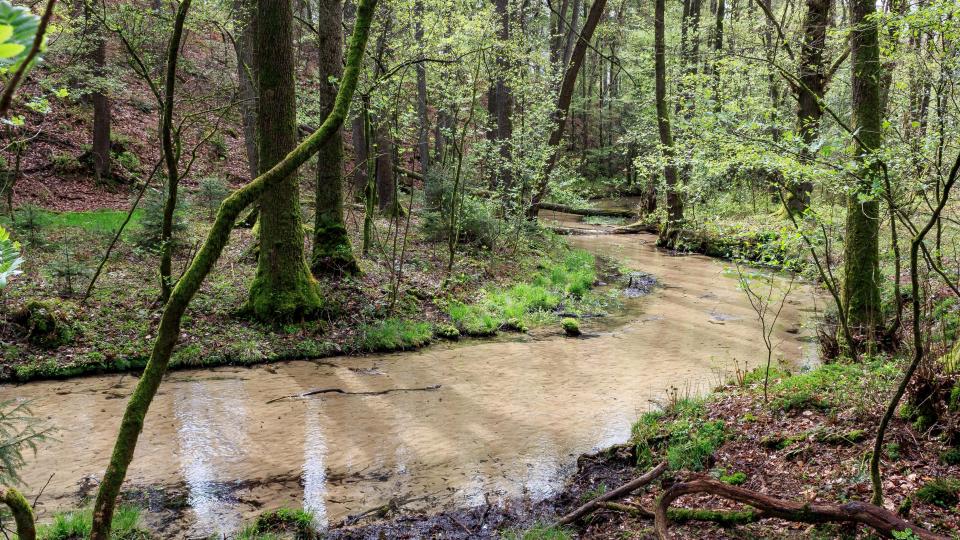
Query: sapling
734 263 796 401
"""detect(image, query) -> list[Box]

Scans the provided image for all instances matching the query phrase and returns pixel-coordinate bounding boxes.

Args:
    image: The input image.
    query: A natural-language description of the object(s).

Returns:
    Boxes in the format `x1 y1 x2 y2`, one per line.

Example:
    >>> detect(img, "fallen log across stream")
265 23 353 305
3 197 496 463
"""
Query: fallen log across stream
537 202 636 218
266 384 442 404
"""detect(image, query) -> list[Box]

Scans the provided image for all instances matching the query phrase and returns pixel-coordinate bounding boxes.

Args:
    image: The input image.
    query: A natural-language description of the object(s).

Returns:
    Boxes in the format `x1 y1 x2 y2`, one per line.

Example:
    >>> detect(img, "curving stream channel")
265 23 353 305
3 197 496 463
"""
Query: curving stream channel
2 229 821 537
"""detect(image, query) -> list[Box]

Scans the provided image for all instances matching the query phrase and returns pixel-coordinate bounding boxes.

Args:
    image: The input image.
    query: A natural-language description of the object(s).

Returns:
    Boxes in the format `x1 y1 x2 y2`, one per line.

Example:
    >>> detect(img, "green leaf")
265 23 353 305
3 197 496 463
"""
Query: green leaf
0 41 24 58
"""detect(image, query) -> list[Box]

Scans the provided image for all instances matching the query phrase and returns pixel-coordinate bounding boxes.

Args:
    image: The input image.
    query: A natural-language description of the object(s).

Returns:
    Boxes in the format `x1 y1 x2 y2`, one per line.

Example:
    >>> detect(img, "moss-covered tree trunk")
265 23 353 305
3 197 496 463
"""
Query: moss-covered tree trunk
784 0 830 215
159 0 192 303
655 0 682 247
247 0 323 320
843 0 883 344
312 0 359 276
87 1 377 535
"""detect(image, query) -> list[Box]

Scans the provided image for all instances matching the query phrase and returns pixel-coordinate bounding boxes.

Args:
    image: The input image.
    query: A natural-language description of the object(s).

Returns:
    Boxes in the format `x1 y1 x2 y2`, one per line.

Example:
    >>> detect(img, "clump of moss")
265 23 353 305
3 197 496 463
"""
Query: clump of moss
235 508 317 540
719 471 748 485
434 323 460 340
915 478 960 508
12 300 74 349
561 317 581 337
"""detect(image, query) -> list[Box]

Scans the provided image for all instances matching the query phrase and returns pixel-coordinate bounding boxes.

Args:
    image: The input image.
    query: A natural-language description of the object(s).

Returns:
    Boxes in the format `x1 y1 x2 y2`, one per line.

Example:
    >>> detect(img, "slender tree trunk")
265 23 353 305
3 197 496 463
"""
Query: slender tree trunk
232 0 258 181
90 22 111 182
312 0 359 275
374 119 396 213
843 0 883 345
247 0 323 321
655 0 682 246
158 0 192 303
528 0 608 215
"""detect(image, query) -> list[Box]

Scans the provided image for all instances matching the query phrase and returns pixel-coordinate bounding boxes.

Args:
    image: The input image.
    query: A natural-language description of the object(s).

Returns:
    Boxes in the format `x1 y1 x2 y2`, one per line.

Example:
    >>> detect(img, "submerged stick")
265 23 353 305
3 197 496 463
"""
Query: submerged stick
266 384 442 404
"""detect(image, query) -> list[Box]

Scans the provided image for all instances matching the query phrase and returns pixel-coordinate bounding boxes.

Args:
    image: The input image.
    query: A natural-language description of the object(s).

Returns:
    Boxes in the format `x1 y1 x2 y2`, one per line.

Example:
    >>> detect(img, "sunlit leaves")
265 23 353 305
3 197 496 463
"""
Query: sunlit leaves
0 0 42 72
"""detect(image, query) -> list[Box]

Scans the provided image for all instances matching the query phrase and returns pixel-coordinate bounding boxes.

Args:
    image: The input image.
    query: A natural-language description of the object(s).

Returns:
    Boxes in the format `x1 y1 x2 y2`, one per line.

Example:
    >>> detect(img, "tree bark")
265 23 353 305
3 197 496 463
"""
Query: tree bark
312 0 359 276
842 0 883 344
247 0 323 321
414 0 434 209
90 24 111 182
655 0 682 246
487 0 514 195
232 0 258 181
87 2 378 535
784 0 831 214
158 0 192 303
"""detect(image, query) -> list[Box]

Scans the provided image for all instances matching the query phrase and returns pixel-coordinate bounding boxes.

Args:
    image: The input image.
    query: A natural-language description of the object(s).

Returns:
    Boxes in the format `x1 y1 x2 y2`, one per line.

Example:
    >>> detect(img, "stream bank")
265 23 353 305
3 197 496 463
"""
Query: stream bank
3 230 820 538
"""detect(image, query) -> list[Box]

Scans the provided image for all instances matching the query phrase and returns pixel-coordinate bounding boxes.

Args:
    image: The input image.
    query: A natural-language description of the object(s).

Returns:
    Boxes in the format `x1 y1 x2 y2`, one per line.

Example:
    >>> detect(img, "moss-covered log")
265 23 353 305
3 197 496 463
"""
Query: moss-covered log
87 0 378 536
654 478 947 540
537 202 635 218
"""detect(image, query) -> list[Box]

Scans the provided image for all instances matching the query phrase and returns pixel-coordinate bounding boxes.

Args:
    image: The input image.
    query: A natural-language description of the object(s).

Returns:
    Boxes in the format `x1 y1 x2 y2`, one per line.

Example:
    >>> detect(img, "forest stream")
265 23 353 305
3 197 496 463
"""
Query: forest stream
1 225 822 538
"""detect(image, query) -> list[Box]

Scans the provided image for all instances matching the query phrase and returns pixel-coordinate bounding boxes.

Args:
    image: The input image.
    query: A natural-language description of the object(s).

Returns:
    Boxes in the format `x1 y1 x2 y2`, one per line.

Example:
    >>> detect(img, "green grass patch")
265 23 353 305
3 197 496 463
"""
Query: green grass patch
759 359 901 414
915 478 960 508
356 318 433 352
501 523 573 540
38 505 149 539
631 398 726 471
4 208 144 234
234 507 316 540
448 249 604 336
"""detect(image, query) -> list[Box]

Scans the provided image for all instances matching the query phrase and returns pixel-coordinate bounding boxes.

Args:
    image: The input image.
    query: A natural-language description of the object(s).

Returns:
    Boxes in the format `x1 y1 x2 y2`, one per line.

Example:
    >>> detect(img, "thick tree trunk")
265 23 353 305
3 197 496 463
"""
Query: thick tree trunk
247 0 323 321
843 0 883 344
784 0 831 215
232 0 258 181
312 0 359 276
414 0 434 209
655 0 682 246
351 114 367 197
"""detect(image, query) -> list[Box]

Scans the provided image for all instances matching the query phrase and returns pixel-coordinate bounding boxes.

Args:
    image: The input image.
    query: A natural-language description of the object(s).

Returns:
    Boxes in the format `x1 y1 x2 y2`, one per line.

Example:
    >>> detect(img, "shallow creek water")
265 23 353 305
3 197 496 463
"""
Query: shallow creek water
2 229 821 537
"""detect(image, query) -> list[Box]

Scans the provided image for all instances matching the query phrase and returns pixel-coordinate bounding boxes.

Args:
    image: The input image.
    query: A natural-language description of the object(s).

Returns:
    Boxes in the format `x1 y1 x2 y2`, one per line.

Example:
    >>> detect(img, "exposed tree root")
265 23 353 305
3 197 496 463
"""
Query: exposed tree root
555 461 668 525
266 384 441 404
654 478 948 540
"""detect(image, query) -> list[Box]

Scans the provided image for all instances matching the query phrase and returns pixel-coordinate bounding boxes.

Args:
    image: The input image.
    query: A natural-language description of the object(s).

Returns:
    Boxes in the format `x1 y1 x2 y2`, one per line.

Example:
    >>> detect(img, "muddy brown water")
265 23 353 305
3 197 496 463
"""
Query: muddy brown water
2 230 821 538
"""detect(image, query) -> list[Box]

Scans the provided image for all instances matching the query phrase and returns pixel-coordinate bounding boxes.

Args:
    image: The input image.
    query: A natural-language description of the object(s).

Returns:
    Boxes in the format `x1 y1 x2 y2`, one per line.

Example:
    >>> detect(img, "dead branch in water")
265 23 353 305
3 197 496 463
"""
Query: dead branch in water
654 478 948 540
266 384 441 404
555 461 668 525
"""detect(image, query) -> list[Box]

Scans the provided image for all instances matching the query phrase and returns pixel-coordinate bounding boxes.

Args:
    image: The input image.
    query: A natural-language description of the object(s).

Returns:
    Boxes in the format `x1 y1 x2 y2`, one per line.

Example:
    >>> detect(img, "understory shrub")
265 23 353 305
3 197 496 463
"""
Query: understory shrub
132 186 189 250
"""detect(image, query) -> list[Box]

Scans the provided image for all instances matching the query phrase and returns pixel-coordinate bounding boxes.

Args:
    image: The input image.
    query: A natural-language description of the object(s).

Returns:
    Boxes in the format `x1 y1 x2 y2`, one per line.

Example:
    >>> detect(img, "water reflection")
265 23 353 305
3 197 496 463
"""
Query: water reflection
303 400 329 528
174 379 249 536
